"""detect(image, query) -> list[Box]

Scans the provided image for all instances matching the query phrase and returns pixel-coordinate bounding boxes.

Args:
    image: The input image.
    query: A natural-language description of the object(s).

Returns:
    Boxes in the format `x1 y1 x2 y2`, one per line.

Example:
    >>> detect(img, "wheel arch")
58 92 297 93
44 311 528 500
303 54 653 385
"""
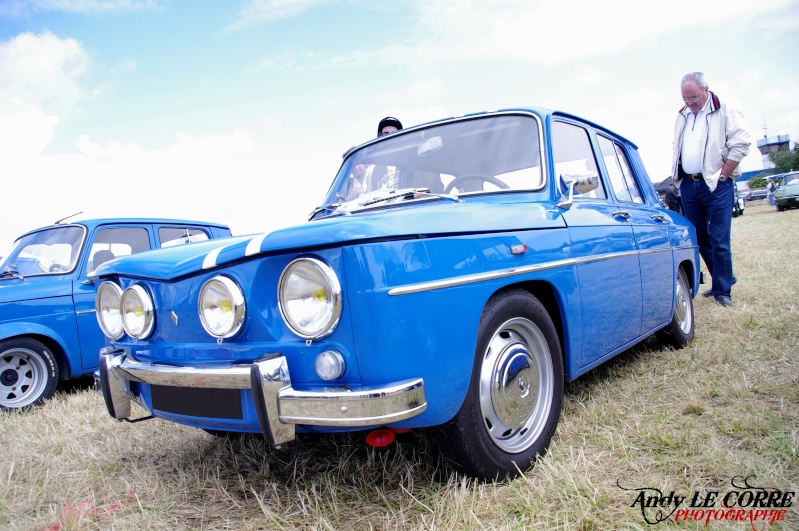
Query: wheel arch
0 332 71 381
485 280 567 375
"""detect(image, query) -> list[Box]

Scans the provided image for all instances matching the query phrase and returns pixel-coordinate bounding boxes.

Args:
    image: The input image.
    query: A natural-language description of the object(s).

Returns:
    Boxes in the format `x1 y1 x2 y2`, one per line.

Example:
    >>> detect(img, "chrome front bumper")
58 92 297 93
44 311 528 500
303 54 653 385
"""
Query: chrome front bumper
97 347 427 446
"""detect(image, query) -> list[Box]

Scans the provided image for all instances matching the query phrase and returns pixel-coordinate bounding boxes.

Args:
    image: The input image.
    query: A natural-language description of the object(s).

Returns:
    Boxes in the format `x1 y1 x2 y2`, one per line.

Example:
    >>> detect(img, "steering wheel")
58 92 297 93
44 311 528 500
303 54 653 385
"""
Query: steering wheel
444 174 510 194
48 263 68 273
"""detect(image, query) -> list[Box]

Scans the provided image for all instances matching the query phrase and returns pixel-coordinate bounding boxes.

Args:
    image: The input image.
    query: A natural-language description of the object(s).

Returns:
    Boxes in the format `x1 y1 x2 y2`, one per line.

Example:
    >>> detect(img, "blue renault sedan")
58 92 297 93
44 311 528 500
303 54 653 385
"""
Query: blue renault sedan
93 109 699 479
0 218 232 411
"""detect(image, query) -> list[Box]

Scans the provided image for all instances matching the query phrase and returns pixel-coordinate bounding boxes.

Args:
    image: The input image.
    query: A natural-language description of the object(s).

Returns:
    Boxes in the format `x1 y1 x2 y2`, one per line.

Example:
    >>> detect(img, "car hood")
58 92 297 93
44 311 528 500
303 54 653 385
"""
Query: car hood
0 277 73 304
776 182 799 195
94 199 564 281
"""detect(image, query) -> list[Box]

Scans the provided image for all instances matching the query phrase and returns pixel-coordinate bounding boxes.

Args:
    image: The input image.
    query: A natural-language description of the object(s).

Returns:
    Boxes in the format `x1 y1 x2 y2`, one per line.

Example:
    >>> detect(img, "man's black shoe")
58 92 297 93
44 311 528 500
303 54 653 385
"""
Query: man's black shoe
703 289 713 297
715 295 732 307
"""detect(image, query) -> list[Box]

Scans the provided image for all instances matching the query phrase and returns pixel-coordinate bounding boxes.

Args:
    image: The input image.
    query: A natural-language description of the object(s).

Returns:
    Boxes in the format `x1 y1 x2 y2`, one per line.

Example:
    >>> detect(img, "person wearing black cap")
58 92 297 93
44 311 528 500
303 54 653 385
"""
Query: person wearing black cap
377 116 402 137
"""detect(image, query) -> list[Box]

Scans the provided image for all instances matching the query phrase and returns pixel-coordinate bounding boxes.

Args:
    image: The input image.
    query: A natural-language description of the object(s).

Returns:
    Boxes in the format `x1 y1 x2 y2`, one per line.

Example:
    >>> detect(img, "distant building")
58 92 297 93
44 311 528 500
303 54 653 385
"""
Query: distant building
756 133 791 169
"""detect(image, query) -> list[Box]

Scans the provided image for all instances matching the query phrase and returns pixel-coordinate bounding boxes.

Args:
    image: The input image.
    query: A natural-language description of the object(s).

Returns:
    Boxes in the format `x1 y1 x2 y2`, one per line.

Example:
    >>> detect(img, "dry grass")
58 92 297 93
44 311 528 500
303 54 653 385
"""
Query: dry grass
2 201 797 530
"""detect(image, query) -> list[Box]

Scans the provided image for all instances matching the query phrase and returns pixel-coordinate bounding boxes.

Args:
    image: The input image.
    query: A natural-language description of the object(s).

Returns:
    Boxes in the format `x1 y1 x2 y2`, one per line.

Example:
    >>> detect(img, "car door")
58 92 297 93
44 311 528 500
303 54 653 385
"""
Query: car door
596 133 674 333
73 225 154 370
553 120 643 370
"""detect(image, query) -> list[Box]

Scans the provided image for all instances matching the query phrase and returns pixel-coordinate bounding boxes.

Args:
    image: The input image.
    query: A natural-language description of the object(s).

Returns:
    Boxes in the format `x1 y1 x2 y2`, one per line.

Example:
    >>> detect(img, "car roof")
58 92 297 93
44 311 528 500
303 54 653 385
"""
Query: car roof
15 217 230 240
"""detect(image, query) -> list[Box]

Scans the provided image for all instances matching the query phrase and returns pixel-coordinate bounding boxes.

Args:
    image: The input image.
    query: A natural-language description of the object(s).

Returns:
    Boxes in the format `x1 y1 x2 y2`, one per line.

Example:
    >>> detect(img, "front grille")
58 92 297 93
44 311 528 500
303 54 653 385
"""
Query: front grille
150 385 243 419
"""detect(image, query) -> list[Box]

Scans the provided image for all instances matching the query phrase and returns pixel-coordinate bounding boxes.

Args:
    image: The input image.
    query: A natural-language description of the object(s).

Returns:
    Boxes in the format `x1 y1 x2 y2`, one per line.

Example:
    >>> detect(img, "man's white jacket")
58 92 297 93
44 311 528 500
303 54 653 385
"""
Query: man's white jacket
671 91 752 192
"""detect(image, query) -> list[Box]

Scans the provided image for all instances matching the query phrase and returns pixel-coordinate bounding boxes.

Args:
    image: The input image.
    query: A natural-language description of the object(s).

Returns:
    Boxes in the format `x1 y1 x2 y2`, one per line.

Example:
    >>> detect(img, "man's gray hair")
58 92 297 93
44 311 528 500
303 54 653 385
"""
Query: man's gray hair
681 72 708 89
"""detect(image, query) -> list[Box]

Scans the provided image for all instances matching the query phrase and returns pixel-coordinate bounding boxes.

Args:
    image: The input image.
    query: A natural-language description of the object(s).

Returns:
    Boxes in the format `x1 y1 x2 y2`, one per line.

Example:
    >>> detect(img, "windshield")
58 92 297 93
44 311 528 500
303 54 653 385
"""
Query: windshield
783 173 799 186
0 226 86 277
320 114 544 214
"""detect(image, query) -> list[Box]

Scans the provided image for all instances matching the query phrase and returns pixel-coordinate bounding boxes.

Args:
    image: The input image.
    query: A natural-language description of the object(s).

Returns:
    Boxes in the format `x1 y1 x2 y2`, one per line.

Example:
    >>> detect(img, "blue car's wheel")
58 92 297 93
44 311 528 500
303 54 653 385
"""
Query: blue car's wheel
0 338 59 412
440 288 563 480
656 267 694 349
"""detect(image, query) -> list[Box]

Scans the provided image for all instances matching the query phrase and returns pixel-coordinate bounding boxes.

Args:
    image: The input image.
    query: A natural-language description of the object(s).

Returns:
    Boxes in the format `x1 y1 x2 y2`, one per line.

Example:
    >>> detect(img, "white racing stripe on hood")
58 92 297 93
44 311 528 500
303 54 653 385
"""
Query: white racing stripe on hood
245 232 270 256
202 246 224 270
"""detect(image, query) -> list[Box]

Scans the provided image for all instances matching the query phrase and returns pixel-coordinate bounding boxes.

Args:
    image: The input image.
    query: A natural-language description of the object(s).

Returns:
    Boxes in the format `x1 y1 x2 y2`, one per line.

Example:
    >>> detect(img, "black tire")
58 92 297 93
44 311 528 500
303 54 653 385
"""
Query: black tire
777 204 784 212
438 288 564 480
0 337 59 412
655 267 694 349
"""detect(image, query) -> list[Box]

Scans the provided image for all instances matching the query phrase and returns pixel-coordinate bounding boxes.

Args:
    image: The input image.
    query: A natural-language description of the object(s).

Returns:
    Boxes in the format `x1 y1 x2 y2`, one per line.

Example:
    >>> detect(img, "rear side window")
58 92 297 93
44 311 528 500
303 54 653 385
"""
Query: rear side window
159 227 211 248
552 121 606 200
88 227 151 272
598 134 643 204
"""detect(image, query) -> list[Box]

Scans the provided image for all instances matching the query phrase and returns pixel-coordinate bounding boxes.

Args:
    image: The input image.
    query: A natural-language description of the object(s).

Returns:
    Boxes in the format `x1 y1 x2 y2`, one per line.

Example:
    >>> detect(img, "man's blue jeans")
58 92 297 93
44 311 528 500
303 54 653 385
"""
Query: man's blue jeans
679 176 734 297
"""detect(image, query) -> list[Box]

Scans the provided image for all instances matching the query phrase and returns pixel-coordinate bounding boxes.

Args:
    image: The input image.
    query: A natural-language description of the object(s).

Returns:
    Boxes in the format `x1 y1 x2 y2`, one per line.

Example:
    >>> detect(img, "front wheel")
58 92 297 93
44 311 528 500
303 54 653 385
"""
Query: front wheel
0 338 59 412
655 267 694 349
439 288 564 480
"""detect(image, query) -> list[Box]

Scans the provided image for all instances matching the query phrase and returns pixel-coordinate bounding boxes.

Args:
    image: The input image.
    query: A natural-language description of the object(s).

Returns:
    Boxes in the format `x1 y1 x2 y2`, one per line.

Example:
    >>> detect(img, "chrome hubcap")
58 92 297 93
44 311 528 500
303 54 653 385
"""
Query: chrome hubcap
675 272 692 334
479 317 553 453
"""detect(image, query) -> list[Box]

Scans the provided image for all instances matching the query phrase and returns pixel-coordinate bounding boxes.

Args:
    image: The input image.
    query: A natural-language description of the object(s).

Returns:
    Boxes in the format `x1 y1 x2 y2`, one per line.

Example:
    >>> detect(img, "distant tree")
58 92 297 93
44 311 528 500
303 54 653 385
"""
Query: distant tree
769 145 799 173
749 175 769 189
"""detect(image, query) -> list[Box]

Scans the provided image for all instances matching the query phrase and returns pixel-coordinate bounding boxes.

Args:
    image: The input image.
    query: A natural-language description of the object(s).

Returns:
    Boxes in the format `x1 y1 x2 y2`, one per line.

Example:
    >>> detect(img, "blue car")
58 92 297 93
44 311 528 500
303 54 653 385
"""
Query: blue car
93 109 699 479
0 218 232 411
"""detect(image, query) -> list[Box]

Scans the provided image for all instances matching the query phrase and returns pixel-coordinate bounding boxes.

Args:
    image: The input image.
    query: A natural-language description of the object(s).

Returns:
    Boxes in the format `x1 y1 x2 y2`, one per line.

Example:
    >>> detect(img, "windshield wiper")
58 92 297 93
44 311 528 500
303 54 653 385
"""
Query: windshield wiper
360 188 460 207
0 266 24 281
308 202 343 221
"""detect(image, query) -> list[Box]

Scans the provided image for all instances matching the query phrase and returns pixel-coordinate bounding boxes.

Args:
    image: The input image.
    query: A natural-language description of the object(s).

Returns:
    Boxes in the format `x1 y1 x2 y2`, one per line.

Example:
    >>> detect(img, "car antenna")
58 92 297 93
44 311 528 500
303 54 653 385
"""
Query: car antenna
54 211 83 225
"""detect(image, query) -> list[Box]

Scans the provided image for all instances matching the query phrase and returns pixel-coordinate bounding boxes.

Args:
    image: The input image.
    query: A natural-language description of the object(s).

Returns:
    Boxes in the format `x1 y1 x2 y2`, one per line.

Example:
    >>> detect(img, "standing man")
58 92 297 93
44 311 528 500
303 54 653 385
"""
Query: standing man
664 183 681 213
767 177 776 207
671 72 752 307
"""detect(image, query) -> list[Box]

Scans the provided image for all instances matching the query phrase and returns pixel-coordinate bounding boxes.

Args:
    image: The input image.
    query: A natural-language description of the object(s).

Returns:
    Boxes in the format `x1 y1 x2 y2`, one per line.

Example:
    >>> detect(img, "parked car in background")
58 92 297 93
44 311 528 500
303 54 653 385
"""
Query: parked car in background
775 171 799 211
733 182 745 217
92 108 700 480
745 189 768 202
0 218 232 411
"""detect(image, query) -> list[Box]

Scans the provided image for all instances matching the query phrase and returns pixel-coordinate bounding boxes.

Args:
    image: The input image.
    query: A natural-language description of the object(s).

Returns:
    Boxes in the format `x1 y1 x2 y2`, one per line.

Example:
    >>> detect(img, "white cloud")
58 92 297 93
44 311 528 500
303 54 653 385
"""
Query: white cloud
0 0 160 16
0 31 90 115
243 0 797 70
225 0 331 32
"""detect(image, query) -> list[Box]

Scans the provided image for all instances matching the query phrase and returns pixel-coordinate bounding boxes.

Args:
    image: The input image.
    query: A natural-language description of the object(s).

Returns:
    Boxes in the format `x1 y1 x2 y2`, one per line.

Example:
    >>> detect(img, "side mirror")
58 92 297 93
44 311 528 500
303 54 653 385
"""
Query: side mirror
557 172 599 209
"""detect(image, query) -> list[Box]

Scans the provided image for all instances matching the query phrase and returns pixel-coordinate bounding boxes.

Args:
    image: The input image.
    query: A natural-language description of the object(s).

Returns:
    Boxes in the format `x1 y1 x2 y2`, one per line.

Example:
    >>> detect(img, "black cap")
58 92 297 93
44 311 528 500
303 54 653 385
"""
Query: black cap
377 116 402 136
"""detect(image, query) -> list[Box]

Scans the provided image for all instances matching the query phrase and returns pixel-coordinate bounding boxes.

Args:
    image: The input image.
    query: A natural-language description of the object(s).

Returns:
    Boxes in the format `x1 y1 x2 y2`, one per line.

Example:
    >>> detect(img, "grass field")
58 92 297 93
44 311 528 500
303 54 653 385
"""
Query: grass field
2 200 797 530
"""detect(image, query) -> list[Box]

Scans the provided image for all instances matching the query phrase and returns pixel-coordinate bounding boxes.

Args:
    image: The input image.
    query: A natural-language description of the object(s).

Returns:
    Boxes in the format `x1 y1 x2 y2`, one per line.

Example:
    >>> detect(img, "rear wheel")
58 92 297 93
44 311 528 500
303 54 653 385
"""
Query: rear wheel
0 338 59 411
656 267 694 348
439 288 563 480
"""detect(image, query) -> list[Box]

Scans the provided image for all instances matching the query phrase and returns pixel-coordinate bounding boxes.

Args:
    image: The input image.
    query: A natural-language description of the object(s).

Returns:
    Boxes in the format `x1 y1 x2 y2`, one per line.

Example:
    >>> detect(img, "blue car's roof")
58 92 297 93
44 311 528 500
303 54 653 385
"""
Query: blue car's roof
16 217 231 240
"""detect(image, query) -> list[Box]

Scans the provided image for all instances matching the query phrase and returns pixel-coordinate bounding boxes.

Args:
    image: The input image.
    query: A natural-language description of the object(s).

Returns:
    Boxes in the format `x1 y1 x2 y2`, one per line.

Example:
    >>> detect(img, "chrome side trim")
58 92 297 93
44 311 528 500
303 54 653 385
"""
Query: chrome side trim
76 309 96 315
389 247 679 296
389 258 576 296
575 250 639 264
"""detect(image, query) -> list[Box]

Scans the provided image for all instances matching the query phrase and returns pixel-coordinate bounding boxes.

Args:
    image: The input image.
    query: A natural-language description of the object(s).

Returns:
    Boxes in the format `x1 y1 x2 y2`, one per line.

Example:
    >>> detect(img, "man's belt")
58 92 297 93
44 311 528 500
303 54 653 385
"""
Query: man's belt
679 168 703 181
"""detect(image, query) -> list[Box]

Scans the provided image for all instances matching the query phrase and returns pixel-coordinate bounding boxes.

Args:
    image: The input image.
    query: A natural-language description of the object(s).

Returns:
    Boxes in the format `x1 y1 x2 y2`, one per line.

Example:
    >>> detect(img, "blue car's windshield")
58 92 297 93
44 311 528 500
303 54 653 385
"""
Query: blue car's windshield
0 226 86 277
318 114 545 216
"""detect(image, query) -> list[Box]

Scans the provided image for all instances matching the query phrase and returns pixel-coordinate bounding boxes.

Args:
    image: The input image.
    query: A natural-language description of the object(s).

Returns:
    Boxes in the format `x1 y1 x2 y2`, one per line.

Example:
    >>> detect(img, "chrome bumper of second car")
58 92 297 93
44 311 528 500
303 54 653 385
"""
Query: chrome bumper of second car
97 347 427 446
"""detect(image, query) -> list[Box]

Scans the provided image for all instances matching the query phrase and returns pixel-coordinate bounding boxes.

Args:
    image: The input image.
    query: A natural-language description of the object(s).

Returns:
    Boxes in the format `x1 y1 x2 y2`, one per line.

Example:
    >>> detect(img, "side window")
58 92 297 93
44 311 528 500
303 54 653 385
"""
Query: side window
552 121 606 199
598 134 644 204
88 227 151 272
159 227 211 248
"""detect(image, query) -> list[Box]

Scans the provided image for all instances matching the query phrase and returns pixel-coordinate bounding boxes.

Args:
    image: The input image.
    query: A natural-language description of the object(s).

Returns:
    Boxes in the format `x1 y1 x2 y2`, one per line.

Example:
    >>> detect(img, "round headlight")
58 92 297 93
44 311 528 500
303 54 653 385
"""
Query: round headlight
315 350 346 381
96 281 124 340
198 275 246 339
121 284 155 339
278 258 342 339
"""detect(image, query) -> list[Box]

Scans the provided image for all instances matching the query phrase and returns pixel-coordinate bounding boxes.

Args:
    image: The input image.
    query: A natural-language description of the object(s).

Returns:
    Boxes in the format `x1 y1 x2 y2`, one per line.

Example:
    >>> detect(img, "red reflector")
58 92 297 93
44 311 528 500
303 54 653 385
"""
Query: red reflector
365 429 395 447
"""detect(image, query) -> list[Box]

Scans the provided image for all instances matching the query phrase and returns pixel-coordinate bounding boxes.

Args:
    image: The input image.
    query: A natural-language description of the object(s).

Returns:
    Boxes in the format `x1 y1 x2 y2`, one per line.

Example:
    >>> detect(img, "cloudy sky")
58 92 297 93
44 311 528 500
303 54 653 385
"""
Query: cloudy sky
1 0 798 256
